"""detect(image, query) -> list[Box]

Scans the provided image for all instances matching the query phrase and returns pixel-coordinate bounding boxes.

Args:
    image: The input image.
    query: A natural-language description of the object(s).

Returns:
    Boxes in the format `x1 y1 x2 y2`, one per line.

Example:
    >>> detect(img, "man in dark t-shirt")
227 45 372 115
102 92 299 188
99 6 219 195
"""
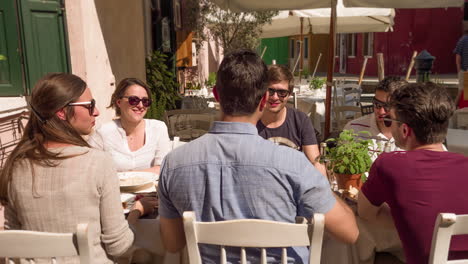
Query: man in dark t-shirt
257 106 316 150
257 65 326 176
358 82 468 264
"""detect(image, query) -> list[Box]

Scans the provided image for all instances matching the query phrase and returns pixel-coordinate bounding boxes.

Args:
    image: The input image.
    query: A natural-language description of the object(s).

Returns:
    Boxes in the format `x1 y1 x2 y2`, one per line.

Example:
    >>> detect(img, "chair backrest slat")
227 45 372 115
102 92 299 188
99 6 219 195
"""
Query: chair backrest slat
220 246 226 264
183 211 325 264
260 248 267 264
240 247 247 264
0 223 91 264
281 248 287 264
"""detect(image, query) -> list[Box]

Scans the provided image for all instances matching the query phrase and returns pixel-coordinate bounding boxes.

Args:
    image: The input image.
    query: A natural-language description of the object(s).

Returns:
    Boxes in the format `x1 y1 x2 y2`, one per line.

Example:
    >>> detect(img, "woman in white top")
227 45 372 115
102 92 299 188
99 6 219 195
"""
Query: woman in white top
88 78 171 174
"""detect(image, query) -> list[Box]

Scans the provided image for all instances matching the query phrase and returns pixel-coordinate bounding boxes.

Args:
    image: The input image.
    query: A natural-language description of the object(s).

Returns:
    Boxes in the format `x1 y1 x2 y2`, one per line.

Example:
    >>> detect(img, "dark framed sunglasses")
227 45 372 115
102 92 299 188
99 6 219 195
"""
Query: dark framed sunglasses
68 99 96 115
372 97 390 112
122 96 152 107
268 88 290 98
382 117 403 128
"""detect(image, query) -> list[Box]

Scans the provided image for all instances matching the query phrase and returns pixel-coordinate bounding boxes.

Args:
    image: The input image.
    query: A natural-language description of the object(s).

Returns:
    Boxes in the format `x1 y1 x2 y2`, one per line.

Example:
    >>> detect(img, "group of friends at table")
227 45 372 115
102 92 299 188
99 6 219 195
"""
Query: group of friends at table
0 48 467 264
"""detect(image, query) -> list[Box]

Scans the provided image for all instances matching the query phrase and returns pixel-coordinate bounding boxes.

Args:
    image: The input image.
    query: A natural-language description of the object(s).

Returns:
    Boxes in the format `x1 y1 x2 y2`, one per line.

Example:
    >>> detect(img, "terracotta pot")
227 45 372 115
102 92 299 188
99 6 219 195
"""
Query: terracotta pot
335 173 362 190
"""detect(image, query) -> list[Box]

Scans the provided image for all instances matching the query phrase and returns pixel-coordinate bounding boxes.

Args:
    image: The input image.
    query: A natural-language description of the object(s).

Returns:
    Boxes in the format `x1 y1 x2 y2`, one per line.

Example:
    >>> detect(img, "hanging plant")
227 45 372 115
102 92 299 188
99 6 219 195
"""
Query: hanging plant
145 51 181 120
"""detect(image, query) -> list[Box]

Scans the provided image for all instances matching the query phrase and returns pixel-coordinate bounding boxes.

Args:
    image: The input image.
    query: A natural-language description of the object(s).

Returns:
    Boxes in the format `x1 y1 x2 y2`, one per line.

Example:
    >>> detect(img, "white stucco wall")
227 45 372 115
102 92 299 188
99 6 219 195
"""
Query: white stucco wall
65 0 116 126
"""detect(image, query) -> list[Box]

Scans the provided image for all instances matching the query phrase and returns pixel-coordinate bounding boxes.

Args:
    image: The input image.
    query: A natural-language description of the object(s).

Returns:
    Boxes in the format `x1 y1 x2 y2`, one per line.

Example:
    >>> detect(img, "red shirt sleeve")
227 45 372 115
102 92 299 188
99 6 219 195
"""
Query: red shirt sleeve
361 154 389 206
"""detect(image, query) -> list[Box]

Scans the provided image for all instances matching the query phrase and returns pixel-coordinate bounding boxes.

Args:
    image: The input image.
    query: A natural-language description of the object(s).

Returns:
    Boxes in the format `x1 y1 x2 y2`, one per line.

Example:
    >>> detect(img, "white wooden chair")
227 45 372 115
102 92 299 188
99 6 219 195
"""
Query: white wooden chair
183 211 325 264
332 105 362 132
163 109 218 141
333 83 362 107
429 213 468 264
0 223 91 263
342 84 362 107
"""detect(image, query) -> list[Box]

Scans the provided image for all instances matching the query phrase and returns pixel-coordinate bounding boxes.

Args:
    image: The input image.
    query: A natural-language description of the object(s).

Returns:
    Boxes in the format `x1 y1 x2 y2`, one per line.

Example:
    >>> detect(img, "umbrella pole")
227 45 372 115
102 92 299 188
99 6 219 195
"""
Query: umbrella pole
299 17 304 83
324 0 337 139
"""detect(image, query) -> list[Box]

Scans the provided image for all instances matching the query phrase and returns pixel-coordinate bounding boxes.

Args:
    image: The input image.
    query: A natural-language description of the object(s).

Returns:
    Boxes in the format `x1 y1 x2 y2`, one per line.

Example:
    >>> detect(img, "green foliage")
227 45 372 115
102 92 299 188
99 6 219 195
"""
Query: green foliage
145 51 181 120
430 75 445 85
309 77 326 90
184 0 277 53
205 72 217 88
186 82 202 90
301 69 310 78
0 54 6 60
326 129 373 175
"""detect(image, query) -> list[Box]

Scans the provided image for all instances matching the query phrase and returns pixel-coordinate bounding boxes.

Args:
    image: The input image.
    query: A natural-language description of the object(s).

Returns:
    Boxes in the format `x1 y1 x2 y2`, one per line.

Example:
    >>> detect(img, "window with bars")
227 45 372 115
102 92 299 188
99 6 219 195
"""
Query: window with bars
304 37 309 59
347 34 356 57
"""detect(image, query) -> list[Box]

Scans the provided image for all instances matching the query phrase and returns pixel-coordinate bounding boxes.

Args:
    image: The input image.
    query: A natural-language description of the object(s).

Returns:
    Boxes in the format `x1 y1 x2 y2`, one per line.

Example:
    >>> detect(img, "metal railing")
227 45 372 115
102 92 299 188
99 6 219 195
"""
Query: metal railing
0 111 29 169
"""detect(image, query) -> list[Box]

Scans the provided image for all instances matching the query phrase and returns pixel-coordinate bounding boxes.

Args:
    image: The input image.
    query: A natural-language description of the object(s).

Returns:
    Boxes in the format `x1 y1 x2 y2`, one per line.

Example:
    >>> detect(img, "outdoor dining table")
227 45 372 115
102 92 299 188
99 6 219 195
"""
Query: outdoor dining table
118 172 183 264
320 194 404 264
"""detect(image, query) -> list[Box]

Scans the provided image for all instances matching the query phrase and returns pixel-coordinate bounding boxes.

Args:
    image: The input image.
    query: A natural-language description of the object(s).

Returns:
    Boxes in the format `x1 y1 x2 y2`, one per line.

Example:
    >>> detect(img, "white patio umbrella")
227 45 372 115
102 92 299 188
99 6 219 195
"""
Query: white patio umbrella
209 0 331 12
343 0 463 8
261 3 394 38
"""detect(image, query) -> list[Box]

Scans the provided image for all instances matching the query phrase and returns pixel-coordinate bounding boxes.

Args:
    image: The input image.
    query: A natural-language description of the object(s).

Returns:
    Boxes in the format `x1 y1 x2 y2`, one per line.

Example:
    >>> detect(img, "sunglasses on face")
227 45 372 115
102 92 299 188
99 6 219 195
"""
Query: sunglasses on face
382 117 403 128
268 88 290 98
122 96 152 107
68 99 96 116
372 97 390 112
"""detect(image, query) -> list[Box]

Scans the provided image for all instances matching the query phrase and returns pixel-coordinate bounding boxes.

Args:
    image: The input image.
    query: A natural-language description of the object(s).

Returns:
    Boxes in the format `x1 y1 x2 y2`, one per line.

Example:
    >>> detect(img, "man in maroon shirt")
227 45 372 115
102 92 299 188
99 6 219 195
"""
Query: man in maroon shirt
358 82 468 264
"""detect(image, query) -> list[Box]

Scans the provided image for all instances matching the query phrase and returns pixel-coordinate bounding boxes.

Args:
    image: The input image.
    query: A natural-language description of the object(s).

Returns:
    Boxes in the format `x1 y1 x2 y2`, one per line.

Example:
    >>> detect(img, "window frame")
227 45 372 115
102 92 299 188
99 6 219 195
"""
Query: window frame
347 33 356 58
363 32 374 58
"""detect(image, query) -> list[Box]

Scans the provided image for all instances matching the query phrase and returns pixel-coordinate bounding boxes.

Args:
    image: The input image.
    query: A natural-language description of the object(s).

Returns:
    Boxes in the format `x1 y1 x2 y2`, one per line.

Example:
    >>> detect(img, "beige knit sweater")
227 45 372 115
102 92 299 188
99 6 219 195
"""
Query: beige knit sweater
5 146 134 263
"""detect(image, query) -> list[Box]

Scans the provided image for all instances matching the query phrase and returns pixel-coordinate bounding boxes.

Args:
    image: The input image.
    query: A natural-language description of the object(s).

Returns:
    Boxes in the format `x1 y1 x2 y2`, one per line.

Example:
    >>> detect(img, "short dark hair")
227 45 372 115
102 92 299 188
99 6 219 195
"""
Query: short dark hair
109 78 151 116
267 65 294 92
376 76 408 95
389 82 455 144
216 49 268 116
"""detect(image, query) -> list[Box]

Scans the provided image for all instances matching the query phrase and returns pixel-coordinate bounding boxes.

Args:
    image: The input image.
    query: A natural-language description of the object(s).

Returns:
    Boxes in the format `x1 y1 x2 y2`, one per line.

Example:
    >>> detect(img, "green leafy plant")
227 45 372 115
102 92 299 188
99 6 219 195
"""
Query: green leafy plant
186 82 202 90
325 129 373 176
0 54 6 61
309 77 325 90
205 72 216 88
145 51 181 120
301 69 310 79
184 0 277 53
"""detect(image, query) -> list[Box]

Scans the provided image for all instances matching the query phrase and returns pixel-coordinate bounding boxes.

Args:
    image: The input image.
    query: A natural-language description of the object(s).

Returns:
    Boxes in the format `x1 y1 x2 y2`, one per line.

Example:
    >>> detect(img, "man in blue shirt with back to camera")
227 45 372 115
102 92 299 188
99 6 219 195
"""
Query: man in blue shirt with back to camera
158 49 358 264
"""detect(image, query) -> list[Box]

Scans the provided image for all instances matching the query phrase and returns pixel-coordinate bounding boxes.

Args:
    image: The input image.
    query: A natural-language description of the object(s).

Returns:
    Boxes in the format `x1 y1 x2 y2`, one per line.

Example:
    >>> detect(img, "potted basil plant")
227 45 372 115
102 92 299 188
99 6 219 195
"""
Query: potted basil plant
325 129 373 190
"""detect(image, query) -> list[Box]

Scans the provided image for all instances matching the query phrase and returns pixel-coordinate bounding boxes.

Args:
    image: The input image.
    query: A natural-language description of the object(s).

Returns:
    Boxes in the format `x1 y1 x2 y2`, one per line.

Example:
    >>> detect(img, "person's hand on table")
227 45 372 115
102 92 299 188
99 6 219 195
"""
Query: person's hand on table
133 197 158 216
127 197 158 224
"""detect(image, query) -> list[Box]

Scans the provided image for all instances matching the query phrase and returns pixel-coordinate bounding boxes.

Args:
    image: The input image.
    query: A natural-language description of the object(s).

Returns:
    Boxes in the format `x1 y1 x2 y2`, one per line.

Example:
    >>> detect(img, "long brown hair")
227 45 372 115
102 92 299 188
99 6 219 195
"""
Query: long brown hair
0 73 91 205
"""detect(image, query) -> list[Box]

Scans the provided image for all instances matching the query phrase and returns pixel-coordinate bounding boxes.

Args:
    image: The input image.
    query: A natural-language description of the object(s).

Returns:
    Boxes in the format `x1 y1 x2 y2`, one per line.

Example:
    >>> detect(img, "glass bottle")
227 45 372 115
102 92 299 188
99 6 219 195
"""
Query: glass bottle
384 141 392 153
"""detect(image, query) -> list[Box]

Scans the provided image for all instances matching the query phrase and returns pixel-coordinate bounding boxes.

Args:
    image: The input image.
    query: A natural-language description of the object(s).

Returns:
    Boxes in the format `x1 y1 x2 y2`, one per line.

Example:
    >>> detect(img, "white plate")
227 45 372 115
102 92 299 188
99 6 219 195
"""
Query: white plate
118 172 159 193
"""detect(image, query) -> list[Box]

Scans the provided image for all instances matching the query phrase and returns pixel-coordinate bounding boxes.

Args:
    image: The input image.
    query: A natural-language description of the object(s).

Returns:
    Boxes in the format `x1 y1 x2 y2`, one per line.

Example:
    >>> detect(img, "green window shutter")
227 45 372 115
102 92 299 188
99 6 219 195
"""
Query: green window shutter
0 1 24 96
260 37 289 66
19 0 69 92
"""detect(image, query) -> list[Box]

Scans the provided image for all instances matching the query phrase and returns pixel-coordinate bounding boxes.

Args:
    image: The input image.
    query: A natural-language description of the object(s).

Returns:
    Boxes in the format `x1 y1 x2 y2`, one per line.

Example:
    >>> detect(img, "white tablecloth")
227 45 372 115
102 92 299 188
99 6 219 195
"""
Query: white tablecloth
321 211 404 264
118 217 182 264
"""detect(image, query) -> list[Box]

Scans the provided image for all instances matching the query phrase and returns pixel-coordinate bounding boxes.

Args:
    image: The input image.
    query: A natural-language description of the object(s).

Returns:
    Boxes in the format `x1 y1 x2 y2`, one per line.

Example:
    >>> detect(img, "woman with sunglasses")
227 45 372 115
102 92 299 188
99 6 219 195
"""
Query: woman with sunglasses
88 78 170 174
0 73 156 263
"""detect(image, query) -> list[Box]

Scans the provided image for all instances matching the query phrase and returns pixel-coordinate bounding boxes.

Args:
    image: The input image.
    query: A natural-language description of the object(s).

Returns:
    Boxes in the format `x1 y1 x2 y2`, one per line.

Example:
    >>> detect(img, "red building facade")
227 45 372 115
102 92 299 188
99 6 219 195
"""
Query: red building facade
337 7 464 76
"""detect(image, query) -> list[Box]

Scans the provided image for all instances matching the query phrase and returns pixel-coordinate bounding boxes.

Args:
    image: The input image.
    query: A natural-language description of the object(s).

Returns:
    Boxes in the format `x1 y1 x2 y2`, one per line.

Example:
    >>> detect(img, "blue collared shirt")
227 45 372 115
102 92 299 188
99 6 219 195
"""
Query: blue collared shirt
158 121 336 263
